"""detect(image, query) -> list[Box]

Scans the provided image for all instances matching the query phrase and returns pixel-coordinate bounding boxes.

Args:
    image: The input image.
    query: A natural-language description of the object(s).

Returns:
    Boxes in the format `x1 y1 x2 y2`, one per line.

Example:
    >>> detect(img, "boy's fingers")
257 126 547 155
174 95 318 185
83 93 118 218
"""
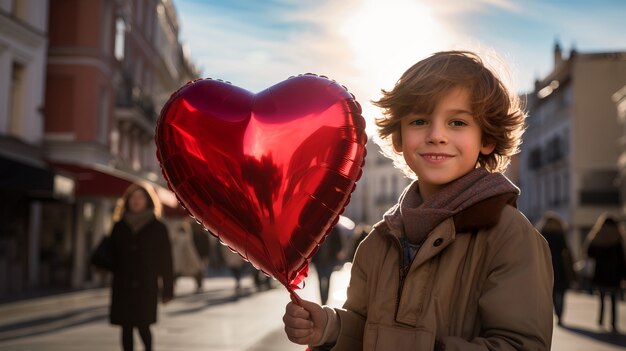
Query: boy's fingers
298 298 320 311
285 301 311 319
283 313 315 328
284 325 313 338
284 326 313 344
283 299 323 346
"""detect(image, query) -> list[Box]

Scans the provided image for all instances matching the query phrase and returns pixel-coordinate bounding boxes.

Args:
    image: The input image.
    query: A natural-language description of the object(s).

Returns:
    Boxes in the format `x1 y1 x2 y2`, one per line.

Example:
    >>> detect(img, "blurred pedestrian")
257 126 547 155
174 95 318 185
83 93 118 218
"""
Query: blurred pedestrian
172 220 203 292
253 269 272 291
537 211 575 326
347 223 371 262
311 226 343 305
220 243 247 294
191 222 211 292
108 183 174 351
585 213 626 333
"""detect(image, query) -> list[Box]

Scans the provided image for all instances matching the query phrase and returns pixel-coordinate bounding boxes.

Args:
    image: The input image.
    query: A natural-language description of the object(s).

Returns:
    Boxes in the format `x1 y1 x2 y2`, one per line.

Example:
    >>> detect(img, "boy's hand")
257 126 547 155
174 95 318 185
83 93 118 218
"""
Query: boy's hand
283 298 327 345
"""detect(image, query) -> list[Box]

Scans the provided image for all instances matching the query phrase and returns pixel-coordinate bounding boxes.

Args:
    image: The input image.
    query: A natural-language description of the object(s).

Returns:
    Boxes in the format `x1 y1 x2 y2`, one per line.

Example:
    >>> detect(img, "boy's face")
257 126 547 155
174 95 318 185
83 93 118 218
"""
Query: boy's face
393 87 495 199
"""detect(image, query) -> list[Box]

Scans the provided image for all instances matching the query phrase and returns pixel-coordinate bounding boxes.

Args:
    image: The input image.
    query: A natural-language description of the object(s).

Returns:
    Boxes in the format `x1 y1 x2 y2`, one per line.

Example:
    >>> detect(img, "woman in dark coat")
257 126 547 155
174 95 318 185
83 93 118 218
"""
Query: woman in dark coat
109 183 174 351
585 213 626 333
537 212 574 326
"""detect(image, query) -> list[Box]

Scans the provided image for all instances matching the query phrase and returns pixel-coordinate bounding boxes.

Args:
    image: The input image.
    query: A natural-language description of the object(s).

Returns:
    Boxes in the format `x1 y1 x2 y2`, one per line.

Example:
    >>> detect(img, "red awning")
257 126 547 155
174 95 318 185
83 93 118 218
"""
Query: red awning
53 162 131 197
52 162 187 217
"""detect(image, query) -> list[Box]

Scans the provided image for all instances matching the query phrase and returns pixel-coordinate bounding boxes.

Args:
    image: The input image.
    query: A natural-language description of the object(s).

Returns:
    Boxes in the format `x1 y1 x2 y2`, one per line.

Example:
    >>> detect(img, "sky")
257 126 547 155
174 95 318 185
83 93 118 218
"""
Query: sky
172 0 626 135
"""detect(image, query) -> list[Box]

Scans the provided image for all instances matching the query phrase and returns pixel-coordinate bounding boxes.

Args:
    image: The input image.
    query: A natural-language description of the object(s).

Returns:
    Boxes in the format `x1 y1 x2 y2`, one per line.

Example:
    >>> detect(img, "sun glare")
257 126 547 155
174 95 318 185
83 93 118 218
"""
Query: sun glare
338 0 457 135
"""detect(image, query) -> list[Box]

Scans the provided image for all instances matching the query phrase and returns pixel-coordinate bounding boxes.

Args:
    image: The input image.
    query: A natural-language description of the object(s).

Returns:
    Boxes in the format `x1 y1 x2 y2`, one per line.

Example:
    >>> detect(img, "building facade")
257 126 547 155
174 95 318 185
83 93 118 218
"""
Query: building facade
518 43 626 257
344 137 411 227
45 0 197 290
0 0 196 300
0 0 79 298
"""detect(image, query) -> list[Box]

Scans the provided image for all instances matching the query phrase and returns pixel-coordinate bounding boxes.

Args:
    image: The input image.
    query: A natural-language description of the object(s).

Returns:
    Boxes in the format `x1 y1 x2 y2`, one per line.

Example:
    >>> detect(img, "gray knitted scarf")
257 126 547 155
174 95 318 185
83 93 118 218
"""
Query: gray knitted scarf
384 168 519 244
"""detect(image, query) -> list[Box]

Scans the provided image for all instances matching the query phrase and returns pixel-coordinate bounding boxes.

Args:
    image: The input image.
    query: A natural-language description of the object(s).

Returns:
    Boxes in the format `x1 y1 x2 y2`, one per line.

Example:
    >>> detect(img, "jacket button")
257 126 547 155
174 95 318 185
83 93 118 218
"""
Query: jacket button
433 238 444 247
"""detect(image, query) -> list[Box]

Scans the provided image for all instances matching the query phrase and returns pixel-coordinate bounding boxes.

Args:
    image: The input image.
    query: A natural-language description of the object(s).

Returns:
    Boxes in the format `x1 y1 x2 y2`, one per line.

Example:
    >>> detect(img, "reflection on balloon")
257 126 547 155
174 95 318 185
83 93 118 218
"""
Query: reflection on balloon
155 74 367 297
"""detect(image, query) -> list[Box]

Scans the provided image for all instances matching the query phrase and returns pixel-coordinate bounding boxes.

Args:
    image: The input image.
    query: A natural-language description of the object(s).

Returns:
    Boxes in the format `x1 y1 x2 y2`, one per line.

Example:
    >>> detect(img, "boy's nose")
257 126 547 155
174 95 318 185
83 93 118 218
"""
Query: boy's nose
426 124 447 144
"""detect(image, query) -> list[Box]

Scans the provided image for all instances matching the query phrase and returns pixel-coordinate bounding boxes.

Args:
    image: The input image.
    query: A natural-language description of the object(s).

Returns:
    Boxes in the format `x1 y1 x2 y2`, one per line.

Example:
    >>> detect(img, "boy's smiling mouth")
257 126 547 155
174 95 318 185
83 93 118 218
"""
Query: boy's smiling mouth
421 153 453 161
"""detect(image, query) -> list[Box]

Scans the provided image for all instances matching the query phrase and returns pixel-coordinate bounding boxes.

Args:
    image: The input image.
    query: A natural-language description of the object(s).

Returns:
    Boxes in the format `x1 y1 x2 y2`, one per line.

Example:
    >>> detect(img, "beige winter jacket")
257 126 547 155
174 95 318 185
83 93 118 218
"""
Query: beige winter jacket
329 205 553 350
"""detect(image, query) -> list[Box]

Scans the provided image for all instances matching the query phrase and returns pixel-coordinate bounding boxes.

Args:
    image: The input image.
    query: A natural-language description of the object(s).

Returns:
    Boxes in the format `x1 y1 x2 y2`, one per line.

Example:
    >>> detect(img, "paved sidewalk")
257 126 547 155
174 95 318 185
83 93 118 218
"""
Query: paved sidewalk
0 264 625 350
0 271 317 351
551 290 626 350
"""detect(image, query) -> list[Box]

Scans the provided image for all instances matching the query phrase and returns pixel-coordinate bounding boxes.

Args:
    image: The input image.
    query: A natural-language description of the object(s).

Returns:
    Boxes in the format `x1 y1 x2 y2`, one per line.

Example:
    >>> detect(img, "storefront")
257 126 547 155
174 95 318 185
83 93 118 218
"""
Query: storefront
0 155 74 300
0 155 186 300
52 162 184 289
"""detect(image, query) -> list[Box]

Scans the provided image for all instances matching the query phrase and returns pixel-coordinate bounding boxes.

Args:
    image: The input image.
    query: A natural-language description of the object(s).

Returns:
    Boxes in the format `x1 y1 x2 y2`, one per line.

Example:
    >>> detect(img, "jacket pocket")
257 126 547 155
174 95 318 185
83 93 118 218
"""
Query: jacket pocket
364 324 434 351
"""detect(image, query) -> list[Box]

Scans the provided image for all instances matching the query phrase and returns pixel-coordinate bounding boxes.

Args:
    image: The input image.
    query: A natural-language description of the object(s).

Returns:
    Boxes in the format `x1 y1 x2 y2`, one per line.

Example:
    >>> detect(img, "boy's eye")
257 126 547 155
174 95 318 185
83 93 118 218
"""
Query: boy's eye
409 119 426 126
449 120 468 127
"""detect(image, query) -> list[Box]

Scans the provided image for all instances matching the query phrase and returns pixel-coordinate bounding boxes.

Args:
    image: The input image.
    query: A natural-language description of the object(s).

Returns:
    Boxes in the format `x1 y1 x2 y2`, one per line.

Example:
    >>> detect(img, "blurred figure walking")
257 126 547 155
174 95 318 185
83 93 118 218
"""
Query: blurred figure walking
537 212 575 326
191 222 211 292
253 269 272 291
172 221 203 292
585 213 626 333
220 243 247 294
311 226 343 305
347 223 372 262
109 183 174 351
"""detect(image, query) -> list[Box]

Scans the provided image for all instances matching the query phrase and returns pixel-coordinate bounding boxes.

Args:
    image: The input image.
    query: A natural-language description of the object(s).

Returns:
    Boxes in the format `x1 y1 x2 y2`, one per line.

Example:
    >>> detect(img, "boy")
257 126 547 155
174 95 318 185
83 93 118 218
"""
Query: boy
283 51 553 350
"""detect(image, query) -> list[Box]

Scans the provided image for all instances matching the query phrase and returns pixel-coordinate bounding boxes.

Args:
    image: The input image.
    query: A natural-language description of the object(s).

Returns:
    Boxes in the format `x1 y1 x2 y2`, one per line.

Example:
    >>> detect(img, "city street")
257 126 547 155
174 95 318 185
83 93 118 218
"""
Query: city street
0 264 625 350
2 2 626 351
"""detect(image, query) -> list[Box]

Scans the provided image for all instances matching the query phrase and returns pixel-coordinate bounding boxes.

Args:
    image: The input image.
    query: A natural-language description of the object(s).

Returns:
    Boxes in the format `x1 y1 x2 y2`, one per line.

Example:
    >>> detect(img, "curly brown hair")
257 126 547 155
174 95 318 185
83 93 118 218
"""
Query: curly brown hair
373 50 526 178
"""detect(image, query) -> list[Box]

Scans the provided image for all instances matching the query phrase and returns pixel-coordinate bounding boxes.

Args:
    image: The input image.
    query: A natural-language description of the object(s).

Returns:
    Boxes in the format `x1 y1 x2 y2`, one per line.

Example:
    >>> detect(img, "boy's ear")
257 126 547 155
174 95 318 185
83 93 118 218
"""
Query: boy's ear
480 140 496 155
392 132 402 153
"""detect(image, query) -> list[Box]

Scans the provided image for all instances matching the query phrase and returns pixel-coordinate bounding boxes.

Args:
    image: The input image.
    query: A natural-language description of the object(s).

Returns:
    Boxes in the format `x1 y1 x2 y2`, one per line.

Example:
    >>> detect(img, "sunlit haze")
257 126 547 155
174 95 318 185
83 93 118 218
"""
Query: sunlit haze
173 0 626 136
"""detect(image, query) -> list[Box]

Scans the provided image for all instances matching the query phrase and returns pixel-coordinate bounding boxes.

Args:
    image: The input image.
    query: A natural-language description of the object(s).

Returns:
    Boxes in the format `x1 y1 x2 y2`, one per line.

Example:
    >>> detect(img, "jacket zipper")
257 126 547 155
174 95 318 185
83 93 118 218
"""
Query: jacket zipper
394 234 428 322
394 235 405 322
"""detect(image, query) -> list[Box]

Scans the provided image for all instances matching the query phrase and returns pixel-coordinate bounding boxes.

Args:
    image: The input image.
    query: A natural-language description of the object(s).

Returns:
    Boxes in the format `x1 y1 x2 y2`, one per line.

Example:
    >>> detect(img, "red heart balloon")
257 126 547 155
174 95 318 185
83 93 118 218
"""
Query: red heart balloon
155 74 367 293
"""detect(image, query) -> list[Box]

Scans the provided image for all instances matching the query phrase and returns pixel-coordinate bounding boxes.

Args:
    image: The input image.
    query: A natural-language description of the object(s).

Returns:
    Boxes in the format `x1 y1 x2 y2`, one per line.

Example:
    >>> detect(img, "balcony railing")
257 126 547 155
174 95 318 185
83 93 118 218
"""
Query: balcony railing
115 77 156 122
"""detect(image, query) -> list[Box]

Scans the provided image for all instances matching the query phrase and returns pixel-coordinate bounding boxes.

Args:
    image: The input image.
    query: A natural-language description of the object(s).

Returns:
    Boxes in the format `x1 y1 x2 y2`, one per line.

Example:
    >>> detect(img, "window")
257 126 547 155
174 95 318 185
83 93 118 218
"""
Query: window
110 128 120 156
134 59 143 87
136 0 144 28
553 172 561 205
545 137 562 163
391 176 398 201
98 87 109 144
11 0 26 21
528 147 542 170
563 173 570 202
102 0 113 55
376 177 388 205
538 175 544 209
120 130 130 164
544 175 551 208
114 18 126 61
132 138 141 170
144 2 153 39
533 177 541 218
9 62 25 137
381 177 387 195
